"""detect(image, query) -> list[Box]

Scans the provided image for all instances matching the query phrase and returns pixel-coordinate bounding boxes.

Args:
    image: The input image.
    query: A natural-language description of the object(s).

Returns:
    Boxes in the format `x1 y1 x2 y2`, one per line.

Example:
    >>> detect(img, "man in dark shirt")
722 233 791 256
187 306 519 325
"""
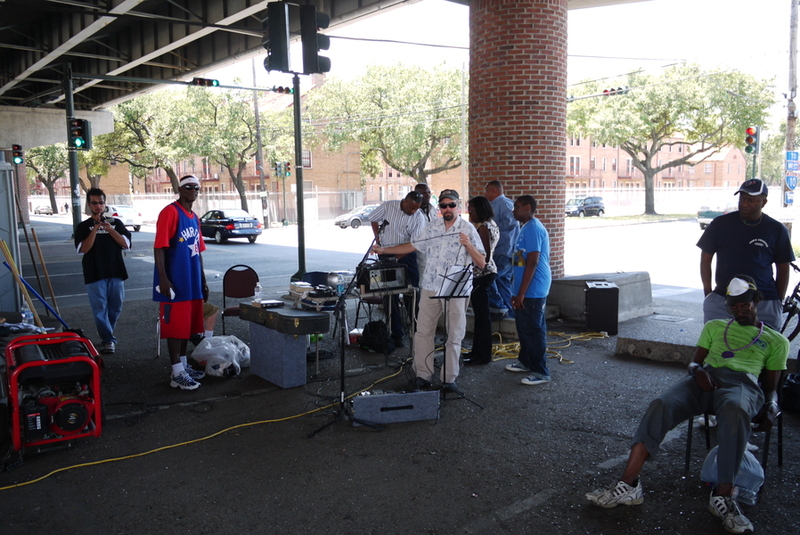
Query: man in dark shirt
698 179 794 329
75 188 131 354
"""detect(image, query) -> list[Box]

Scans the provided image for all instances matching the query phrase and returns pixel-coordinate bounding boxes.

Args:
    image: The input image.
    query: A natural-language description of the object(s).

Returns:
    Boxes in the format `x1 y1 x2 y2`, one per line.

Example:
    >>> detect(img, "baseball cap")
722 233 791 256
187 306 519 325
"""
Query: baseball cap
439 189 459 201
734 179 767 197
726 274 758 305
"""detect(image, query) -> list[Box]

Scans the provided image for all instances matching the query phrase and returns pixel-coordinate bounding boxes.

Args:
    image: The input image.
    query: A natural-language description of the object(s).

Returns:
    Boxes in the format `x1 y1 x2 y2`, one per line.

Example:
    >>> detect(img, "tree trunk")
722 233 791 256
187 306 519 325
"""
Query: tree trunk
643 170 657 215
47 184 58 212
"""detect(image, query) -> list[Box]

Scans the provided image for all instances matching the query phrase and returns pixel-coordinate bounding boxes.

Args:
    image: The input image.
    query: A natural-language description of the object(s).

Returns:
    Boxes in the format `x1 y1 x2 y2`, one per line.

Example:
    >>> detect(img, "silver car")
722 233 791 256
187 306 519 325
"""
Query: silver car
105 204 144 231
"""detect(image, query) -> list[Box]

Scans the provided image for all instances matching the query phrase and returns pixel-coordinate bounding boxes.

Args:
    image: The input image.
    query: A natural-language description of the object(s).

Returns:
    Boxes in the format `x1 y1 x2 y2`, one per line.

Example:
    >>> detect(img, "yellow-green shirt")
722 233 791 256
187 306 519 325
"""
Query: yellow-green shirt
698 319 789 375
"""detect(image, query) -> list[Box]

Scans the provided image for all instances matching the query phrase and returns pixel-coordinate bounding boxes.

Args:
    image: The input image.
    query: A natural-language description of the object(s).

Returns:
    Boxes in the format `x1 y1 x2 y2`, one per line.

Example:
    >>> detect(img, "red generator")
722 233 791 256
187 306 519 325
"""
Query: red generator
3 332 102 451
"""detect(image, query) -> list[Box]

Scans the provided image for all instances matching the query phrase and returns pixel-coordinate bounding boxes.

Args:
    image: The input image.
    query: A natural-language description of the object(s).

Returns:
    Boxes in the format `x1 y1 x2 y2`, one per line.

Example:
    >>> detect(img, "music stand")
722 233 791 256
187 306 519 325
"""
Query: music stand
430 265 484 409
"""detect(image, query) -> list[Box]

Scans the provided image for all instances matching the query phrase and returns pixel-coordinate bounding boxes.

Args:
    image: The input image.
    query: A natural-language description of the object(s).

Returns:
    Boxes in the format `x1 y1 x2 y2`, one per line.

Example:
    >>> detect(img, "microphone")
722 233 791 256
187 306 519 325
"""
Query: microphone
378 220 389 231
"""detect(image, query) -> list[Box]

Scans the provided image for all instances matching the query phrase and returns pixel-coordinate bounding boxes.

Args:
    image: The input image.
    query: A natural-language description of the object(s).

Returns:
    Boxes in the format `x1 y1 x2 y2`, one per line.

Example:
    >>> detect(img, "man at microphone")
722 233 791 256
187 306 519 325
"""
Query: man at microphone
374 189 485 392
369 191 426 347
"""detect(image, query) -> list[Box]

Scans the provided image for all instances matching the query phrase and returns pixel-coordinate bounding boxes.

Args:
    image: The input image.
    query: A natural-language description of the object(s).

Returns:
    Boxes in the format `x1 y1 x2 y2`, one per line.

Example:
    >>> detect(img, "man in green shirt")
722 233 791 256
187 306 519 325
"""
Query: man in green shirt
586 274 787 534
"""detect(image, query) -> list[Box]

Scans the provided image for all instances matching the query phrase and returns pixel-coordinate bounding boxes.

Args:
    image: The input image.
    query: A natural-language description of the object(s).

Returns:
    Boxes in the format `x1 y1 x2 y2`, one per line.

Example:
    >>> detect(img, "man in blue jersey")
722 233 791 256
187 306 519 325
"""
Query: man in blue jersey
698 178 795 329
485 180 520 318
503 195 552 386
154 175 208 391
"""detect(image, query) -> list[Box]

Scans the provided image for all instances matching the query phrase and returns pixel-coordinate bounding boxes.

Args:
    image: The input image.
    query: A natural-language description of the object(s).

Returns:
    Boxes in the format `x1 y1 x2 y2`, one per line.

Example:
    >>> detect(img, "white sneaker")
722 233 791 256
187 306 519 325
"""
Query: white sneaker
586 480 644 508
184 362 206 380
708 492 754 534
170 371 200 391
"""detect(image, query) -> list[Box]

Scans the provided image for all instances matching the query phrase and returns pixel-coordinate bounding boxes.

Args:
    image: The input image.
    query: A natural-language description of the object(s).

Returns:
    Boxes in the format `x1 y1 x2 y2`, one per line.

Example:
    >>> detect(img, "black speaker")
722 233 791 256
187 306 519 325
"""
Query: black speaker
585 281 619 335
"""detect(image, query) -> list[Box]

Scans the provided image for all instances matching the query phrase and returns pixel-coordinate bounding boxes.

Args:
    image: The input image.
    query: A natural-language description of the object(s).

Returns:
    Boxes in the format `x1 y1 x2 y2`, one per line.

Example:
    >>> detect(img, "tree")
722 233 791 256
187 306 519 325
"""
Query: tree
184 86 292 212
26 144 68 212
568 64 775 214
756 122 786 186
100 89 196 192
306 63 466 185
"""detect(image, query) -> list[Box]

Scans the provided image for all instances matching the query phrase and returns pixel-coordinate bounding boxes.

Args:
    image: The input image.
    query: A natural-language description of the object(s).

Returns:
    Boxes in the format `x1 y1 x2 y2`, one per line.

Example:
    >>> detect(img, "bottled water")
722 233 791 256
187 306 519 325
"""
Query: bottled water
252 282 262 305
20 302 34 324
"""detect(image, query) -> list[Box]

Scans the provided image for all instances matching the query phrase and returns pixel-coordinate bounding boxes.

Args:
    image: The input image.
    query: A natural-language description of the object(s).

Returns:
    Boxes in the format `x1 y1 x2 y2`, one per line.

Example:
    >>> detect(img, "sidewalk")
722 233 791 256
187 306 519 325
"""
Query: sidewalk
1 288 797 535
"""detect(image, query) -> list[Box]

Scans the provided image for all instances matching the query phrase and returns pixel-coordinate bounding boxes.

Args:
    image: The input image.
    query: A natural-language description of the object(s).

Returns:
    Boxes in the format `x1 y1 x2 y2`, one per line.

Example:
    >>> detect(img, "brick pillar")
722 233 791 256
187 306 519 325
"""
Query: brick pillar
469 0 567 278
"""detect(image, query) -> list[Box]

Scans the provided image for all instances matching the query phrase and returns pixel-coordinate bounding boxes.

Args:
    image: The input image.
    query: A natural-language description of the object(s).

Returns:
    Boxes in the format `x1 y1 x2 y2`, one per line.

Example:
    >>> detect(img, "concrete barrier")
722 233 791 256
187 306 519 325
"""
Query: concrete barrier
615 337 694 365
548 272 653 325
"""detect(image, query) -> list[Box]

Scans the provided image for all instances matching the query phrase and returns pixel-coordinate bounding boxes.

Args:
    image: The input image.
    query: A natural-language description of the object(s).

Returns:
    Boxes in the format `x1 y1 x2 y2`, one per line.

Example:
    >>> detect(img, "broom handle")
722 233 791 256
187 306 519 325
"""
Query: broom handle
0 240 43 328
31 228 60 315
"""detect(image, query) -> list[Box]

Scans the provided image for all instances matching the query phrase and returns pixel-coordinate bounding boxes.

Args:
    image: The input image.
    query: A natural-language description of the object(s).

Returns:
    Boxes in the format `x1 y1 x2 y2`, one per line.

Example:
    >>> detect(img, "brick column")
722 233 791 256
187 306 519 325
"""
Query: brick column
469 0 567 278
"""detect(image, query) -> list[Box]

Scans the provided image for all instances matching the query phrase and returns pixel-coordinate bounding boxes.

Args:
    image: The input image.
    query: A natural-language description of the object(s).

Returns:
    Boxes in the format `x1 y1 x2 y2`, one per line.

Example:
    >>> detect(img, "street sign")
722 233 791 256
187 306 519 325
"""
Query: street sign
788 175 799 191
787 161 800 172
786 191 795 205
787 151 799 161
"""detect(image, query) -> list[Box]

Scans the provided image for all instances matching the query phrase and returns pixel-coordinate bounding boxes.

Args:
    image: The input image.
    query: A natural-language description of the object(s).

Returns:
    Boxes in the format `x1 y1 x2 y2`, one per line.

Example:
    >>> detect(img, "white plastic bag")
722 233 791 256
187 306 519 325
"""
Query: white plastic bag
191 335 251 377
701 445 764 505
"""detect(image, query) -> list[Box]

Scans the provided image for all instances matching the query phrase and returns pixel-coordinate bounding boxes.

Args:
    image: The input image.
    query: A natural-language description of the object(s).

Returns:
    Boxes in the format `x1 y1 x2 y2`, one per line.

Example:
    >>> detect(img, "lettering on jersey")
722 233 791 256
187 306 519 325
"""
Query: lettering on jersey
180 226 201 256
750 238 769 248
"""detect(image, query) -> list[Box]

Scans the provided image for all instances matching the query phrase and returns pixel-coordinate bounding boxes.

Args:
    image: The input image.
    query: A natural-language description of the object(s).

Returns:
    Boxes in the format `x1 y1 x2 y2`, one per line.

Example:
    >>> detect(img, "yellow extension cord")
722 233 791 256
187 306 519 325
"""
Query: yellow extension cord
0 331 607 491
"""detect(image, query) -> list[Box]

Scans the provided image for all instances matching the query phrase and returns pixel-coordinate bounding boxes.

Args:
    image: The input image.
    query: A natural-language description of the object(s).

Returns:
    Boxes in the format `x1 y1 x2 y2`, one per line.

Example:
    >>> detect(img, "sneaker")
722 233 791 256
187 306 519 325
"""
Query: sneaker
708 493 754 534
184 362 206 381
170 371 200 391
521 374 551 385
586 480 644 508
100 341 115 354
505 360 530 373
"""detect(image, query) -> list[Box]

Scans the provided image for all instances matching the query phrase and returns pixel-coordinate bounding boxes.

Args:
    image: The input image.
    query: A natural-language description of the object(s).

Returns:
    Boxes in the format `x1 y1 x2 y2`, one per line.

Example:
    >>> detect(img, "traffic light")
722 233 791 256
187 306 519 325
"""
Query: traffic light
190 77 219 87
11 144 24 165
68 118 92 150
284 162 291 177
262 1 290 73
300 5 331 74
272 86 294 94
745 126 760 155
602 87 629 96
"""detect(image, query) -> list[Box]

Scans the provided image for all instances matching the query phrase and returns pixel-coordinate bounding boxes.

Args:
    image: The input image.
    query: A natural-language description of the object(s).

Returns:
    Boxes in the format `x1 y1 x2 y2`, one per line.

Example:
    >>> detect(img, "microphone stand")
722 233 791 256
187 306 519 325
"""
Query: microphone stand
308 223 387 437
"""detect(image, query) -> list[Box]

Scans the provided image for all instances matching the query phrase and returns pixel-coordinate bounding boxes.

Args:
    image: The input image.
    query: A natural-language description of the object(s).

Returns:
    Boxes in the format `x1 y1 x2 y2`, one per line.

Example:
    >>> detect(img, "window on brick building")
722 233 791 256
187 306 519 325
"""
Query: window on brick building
602 158 607 172
569 156 581 176
625 159 634 176
590 157 596 170
612 158 617 172
704 163 712 174
302 150 312 168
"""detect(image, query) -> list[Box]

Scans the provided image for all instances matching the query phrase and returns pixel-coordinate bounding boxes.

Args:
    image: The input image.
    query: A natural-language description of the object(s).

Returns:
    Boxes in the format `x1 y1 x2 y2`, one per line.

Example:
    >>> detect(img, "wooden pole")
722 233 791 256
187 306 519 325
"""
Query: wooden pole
31 228 60 316
0 240 43 328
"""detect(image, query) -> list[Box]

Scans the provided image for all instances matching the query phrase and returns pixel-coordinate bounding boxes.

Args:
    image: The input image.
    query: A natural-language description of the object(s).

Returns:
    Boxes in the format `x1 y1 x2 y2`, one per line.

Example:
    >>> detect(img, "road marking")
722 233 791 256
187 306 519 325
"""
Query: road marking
460 488 557 533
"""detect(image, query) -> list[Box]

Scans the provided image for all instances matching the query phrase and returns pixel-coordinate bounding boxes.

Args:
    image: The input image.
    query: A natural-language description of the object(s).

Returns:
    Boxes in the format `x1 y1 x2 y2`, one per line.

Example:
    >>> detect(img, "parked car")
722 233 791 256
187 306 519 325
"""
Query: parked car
334 204 379 229
104 204 144 231
697 202 738 230
565 196 605 217
200 209 263 244
33 205 53 215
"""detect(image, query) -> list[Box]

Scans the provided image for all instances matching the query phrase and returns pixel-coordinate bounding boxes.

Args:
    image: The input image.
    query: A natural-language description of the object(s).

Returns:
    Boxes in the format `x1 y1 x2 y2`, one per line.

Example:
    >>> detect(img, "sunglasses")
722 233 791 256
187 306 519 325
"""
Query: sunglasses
89 201 105 205
439 202 458 209
182 185 201 191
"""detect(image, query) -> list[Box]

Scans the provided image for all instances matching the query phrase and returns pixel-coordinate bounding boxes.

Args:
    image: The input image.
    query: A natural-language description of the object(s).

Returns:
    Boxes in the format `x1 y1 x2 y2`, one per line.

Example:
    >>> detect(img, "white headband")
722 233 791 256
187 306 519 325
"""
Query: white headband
179 176 200 187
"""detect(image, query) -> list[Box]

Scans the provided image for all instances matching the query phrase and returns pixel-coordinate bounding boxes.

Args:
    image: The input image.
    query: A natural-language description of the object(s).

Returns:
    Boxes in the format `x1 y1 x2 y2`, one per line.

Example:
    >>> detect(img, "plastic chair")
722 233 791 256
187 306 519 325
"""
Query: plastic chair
221 265 259 334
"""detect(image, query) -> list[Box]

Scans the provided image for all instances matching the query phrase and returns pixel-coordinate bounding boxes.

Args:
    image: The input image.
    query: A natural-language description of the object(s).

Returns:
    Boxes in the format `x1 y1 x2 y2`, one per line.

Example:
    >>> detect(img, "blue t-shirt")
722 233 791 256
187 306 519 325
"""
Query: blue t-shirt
512 217 551 299
697 211 794 301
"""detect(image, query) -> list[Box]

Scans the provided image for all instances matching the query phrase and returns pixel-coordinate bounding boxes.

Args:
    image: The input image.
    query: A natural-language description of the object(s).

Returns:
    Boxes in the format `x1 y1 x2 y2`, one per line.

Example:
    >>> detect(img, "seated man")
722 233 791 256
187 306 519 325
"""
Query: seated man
586 275 787 534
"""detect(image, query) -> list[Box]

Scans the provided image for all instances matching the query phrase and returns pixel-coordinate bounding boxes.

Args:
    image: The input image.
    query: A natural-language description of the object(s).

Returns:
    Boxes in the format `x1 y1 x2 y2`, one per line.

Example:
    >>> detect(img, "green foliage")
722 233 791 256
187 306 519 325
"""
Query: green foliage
568 64 775 214
757 122 787 186
26 144 68 211
306 63 466 184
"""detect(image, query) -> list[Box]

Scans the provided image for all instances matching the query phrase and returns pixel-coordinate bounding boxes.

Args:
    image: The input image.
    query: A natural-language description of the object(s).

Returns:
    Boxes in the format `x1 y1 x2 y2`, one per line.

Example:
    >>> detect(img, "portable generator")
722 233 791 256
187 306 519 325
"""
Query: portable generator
3 332 102 451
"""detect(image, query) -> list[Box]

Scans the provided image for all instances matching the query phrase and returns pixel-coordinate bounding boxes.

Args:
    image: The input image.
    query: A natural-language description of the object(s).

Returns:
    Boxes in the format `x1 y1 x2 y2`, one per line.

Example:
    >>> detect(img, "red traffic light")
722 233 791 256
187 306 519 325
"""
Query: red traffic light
745 127 757 136
744 126 759 155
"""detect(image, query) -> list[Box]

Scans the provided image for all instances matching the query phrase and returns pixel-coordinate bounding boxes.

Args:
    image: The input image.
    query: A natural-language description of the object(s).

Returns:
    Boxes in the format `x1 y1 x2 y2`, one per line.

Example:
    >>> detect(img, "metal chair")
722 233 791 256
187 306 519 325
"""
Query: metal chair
221 265 259 334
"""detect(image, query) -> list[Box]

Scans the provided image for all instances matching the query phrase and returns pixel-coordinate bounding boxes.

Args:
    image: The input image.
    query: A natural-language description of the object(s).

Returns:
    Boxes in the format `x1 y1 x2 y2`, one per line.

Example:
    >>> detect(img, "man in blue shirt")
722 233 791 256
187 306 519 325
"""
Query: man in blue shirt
485 181 520 317
503 195 552 386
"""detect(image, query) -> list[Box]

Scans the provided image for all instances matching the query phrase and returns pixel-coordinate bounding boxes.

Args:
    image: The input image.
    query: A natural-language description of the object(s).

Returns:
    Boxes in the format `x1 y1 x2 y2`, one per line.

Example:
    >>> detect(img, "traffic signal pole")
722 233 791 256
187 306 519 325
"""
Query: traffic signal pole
291 73 306 281
63 65 82 231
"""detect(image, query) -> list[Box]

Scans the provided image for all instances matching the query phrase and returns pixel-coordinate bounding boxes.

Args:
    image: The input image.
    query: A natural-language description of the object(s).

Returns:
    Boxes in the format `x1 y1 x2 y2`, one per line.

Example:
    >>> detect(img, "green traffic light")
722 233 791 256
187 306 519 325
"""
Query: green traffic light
74 137 85 148
745 145 755 154
12 155 23 165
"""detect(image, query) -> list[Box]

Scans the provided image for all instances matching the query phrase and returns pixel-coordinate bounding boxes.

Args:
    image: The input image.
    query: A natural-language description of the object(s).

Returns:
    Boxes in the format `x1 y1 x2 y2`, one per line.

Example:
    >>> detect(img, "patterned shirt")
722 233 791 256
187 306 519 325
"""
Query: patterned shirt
412 216 485 292
473 219 499 278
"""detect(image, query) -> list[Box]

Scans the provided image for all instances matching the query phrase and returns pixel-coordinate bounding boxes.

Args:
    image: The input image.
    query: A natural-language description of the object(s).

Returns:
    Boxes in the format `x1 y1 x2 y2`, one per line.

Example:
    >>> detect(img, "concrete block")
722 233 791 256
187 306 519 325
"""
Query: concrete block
549 272 652 324
615 337 694 365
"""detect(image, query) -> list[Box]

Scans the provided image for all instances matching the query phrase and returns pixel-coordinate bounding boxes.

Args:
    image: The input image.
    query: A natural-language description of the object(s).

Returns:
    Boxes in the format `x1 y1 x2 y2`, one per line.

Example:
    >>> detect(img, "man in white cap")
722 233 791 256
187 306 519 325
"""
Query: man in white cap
698 178 795 329
153 175 208 390
586 274 787 534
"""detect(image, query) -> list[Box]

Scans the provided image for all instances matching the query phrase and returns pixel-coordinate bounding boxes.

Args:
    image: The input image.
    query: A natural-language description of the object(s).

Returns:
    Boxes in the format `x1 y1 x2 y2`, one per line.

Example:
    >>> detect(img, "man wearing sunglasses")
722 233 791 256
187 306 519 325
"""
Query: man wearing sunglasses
153 175 208 391
369 190 427 347
587 275 787 534
75 188 131 355
373 189 486 392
